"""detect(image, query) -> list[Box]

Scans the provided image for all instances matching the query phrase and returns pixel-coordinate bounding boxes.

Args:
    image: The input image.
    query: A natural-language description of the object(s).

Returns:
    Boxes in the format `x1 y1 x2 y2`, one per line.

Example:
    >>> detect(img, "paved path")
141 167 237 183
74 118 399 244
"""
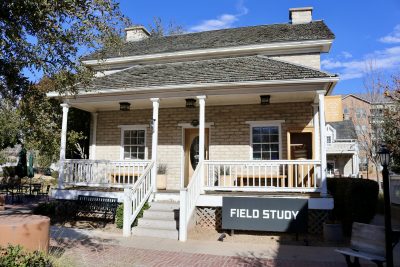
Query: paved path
50 227 381 267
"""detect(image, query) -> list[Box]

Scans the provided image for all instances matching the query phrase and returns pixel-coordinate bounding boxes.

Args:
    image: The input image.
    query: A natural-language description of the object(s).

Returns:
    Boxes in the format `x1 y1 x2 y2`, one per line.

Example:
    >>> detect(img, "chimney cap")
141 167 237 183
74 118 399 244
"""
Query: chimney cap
125 25 150 36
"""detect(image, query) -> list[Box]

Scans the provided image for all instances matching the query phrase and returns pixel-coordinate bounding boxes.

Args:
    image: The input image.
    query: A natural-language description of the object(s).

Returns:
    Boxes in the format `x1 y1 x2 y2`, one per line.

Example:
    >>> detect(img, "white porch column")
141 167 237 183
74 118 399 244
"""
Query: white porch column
353 153 359 176
151 98 160 193
312 104 320 160
89 112 98 160
58 103 70 189
197 96 206 162
318 92 328 196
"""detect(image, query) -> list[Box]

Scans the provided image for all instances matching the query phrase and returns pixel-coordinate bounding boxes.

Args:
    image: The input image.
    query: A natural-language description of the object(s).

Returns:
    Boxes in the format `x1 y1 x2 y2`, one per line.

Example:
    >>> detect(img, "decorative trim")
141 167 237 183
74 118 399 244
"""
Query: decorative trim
245 120 285 126
118 124 149 130
178 122 214 128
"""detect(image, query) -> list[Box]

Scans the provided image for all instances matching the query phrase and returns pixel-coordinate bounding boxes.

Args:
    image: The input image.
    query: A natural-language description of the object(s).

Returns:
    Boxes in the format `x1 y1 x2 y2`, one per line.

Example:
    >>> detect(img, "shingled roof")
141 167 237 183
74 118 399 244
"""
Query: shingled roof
82 20 334 60
328 120 357 140
78 55 336 91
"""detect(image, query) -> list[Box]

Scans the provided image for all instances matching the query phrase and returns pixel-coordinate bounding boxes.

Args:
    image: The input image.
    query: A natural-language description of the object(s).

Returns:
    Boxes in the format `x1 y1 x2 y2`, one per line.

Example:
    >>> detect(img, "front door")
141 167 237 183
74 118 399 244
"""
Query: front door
184 128 209 186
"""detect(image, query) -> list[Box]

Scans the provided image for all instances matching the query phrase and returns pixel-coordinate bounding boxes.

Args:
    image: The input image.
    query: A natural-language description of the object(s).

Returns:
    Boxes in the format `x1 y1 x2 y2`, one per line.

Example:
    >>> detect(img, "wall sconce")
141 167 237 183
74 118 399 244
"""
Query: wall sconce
191 119 199 127
149 119 155 132
260 95 270 105
119 102 131 111
185 98 196 108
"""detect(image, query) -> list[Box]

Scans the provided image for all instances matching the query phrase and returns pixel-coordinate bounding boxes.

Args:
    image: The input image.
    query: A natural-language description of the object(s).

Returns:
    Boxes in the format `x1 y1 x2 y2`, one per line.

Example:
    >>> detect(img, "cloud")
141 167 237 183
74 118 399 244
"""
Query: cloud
189 0 248 32
341 51 353 59
379 24 400 43
322 46 400 80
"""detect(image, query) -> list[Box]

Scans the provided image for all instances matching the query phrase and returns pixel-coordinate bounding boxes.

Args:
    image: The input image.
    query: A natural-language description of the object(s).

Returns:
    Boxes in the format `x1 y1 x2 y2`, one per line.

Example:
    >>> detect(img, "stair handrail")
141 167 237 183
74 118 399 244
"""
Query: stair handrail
179 160 204 241
123 160 155 236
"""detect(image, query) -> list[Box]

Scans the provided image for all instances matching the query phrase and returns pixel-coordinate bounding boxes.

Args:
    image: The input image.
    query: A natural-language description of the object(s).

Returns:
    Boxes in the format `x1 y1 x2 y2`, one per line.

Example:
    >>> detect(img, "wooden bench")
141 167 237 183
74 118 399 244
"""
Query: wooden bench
76 195 118 222
335 222 386 267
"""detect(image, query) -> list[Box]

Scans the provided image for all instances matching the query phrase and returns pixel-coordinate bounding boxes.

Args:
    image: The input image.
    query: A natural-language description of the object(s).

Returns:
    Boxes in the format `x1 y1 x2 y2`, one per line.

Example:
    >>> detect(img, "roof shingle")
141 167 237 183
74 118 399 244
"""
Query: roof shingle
328 120 357 140
79 55 336 91
83 21 334 60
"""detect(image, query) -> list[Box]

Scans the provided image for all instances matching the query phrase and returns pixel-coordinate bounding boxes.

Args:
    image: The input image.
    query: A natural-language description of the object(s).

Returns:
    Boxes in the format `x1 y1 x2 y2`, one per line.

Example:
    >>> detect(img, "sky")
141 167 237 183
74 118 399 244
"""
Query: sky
119 0 400 95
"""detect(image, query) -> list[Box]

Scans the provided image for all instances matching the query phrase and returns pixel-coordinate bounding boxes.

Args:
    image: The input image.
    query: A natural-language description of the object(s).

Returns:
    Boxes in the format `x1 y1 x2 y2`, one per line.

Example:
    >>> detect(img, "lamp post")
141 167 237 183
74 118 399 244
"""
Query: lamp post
378 144 393 267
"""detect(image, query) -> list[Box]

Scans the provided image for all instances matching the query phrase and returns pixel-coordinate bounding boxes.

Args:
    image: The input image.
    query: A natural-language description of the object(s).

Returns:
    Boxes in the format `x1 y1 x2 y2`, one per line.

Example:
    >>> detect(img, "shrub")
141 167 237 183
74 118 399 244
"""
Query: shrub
0 245 52 267
115 202 150 229
327 178 379 235
3 166 16 178
51 171 59 179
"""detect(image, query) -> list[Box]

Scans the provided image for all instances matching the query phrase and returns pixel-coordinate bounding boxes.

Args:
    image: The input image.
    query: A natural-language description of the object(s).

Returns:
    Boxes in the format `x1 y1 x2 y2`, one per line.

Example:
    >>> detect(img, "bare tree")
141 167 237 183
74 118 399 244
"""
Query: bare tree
148 17 185 37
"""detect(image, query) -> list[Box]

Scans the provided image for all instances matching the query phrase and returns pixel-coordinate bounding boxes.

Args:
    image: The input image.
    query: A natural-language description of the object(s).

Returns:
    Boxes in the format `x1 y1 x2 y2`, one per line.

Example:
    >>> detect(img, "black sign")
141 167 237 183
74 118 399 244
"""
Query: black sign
222 197 308 233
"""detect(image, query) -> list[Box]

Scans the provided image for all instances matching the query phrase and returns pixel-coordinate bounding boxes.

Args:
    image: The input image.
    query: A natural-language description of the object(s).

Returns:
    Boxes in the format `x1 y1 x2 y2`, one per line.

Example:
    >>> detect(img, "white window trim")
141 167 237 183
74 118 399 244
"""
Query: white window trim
119 125 148 160
246 120 283 160
325 124 336 141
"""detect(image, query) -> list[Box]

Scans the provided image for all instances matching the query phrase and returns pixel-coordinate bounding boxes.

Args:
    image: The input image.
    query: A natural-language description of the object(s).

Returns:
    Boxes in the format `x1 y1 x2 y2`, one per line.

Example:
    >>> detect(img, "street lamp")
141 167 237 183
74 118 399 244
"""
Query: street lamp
378 144 393 267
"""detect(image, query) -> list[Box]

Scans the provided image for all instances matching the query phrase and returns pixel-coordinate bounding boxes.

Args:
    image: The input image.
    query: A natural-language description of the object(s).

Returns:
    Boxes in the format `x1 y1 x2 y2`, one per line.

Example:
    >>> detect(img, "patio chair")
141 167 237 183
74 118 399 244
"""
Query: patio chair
31 183 42 196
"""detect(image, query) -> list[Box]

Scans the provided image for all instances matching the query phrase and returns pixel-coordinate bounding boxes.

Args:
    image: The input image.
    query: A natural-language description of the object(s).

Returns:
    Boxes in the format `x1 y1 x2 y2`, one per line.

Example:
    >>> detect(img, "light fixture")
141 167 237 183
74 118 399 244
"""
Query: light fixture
378 144 390 167
191 119 199 127
260 95 270 105
119 102 131 111
149 119 155 132
185 98 196 108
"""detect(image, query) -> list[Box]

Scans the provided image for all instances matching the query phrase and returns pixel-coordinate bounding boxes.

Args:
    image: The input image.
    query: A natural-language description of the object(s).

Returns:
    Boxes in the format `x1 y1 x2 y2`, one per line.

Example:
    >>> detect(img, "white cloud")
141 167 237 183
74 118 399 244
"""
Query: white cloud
189 0 248 32
341 51 353 59
322 46 400 80
379 24 400 43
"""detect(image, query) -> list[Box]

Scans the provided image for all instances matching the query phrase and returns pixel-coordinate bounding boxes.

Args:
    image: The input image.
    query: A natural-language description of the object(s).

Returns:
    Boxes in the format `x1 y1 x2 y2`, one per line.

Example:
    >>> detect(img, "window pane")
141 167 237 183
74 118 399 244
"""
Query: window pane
253 144 261 152
253 127 261 135
253 134 261 143
270 135 279 143
262 152 270 160
261 127 270 134
271 152 279 160
138 130 145 138
124 131 130 138
137 152 145 159
124 137 131 145
270 127 279 134
261 134 270 143
271 144 279 152
253 152 261 160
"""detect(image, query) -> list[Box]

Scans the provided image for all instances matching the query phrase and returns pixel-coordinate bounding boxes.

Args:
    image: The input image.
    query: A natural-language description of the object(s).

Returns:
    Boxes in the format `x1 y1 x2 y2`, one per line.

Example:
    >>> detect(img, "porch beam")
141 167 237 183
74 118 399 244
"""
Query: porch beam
150 98 160 193
197 95 206 162
58 103 70 189
318 92 328 196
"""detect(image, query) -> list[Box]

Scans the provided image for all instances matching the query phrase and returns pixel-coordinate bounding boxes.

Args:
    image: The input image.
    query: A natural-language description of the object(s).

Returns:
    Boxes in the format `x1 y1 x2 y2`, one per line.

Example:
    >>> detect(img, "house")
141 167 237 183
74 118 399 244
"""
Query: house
49 7 339 240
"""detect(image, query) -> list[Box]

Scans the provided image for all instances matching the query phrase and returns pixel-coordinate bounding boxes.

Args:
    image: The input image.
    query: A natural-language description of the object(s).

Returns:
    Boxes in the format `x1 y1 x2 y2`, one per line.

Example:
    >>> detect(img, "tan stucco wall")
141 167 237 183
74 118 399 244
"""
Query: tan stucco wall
325 95 343 122
271 54 321 69
95 102 315 190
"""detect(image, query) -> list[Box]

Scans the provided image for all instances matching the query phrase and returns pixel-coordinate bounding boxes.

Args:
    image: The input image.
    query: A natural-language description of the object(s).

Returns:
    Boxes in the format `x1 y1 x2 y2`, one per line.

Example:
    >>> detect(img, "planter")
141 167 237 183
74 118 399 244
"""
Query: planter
323 222 344 243
157 174 167 190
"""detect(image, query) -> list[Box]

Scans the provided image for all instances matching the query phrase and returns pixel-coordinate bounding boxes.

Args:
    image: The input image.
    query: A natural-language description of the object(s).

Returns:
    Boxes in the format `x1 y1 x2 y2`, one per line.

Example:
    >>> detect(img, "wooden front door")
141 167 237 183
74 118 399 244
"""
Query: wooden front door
184 128 209 187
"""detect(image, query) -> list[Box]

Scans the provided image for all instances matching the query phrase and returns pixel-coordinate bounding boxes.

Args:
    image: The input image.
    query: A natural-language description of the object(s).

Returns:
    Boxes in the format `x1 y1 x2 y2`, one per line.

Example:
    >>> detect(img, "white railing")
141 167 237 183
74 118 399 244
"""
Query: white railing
327 141 357 152
123 161 154 237
203 160 321 192
179 161 203 241
61 159 151 187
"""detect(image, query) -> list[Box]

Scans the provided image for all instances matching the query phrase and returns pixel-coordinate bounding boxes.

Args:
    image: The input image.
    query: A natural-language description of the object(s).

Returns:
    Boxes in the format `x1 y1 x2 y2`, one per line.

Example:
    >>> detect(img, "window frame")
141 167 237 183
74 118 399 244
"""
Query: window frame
246 120 283 161
118 125 148 160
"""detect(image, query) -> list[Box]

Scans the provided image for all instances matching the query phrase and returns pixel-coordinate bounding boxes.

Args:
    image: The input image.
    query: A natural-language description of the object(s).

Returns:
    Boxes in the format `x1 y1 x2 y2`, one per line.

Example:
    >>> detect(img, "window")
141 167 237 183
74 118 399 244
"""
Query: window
251 126 280 160
327 136 332 144
119 126 147 160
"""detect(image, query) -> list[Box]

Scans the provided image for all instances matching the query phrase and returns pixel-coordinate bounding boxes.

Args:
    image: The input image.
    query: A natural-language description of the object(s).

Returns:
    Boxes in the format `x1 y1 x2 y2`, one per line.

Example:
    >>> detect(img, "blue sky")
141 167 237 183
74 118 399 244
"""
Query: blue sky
120 0 400 95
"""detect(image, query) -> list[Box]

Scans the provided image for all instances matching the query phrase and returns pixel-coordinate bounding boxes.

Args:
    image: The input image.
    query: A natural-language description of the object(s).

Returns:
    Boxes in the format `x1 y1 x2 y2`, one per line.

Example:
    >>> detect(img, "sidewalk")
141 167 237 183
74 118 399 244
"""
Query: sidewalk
51 226 387 267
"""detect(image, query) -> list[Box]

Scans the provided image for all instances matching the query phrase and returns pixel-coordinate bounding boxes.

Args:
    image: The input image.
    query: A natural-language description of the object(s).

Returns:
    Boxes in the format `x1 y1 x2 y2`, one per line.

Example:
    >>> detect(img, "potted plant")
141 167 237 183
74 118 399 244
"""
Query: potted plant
323 211 344 243
156 164 167 190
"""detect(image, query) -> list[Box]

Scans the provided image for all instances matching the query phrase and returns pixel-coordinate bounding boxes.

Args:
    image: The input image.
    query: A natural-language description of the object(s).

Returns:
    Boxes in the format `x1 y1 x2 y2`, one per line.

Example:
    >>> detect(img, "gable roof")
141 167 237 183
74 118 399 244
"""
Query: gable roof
82 21 334 60
78 55 337 92
327 120 357 140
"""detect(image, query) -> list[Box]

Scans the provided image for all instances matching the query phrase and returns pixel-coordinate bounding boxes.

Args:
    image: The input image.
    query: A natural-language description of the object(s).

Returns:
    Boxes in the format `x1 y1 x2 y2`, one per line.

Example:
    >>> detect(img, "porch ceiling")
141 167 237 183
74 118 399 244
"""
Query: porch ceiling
69 90 317 112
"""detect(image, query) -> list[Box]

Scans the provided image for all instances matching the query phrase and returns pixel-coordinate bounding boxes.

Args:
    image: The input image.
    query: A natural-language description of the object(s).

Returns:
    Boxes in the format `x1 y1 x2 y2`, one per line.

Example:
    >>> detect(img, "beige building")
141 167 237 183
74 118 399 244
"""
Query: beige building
50 7 339 240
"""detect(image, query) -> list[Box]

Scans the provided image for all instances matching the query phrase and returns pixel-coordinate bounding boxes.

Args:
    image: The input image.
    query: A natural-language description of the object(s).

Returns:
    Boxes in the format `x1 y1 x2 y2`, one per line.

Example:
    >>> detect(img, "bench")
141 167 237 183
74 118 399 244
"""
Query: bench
335 222 386 267
76 195 118 222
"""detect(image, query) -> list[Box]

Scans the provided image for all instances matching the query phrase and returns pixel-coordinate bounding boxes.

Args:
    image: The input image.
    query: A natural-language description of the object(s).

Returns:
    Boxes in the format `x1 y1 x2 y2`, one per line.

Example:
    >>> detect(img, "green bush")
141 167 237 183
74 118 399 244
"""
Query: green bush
0 245 52 267
115 202 150 229
327 178 379 235
3 166 16 178
50 171 59 179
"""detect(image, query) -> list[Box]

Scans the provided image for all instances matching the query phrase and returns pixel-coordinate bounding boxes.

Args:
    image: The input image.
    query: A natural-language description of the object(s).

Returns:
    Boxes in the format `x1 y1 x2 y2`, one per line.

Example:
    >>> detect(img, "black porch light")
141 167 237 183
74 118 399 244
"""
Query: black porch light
119 102 131 111
185 98 196 108
260 95 270 105
378 144 390 167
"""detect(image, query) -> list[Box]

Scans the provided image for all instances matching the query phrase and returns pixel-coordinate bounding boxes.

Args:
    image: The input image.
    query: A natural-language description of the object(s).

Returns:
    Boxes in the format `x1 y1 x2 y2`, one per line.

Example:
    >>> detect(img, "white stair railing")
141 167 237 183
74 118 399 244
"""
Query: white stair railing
123 161 154 237
179 161 203 241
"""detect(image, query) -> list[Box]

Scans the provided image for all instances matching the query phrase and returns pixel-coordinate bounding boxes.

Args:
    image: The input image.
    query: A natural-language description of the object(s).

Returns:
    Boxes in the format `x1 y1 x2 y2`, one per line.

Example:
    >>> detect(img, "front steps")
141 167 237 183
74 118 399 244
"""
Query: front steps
131 201 180 240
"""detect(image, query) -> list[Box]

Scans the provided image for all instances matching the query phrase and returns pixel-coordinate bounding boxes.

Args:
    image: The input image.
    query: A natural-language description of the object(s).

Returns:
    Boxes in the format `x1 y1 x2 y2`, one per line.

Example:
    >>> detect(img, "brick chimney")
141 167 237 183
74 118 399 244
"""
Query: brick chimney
125 25 150 42
289 7 313 24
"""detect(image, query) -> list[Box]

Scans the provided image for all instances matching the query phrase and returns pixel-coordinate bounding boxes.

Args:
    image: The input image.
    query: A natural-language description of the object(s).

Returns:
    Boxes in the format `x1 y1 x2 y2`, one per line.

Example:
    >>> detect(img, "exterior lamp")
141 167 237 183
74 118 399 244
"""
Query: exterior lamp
119 102 131 111
260 95 270 105
149 119 155 132
378 144 393 267
185 98 196 108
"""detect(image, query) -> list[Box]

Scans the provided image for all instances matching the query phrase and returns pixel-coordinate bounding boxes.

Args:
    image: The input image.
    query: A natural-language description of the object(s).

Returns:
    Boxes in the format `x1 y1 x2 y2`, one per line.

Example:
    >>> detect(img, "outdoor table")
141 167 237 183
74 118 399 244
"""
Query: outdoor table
0 214 50 252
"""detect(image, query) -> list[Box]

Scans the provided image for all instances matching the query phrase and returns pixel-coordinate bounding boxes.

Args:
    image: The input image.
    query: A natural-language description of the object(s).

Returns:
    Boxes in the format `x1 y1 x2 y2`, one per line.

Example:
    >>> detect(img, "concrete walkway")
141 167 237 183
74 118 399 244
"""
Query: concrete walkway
51 226 398 267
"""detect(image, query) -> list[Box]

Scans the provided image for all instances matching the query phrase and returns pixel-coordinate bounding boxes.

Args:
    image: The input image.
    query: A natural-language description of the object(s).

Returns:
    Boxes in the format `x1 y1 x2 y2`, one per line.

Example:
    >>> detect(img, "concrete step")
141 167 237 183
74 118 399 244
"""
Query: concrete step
149 201 180 211
137 218 178 230
143 210 178 220
131 226 178 240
